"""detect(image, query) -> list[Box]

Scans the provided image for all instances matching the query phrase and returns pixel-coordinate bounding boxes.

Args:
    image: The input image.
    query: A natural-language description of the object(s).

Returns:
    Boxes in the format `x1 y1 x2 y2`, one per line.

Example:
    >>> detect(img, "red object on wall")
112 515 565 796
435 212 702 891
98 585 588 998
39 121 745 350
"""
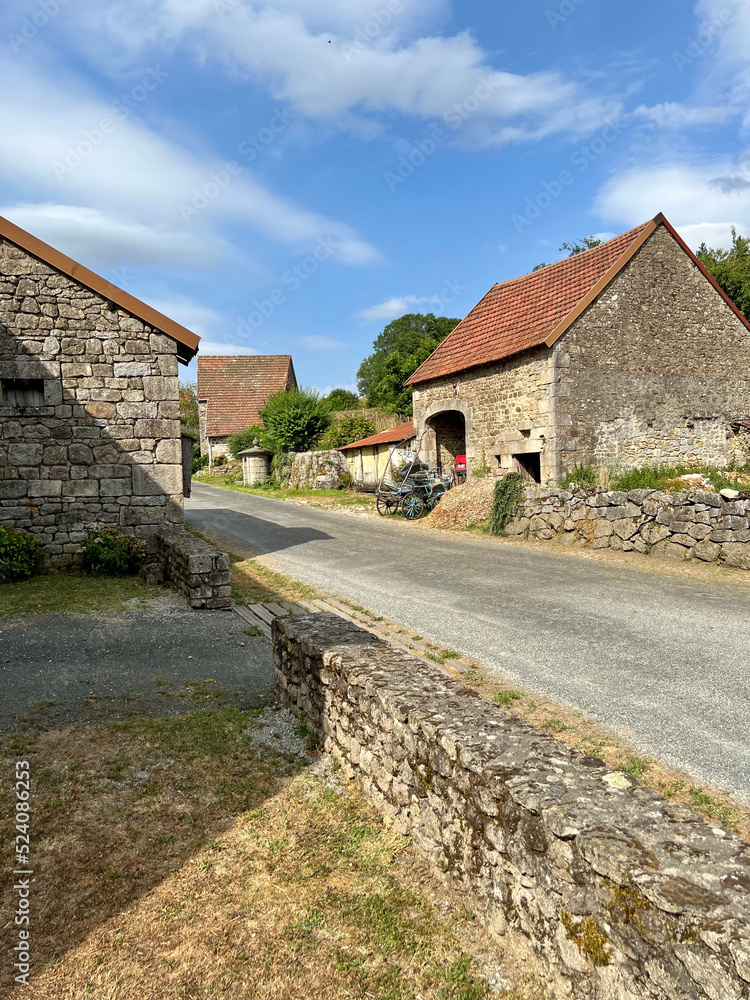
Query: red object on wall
455 454 467 472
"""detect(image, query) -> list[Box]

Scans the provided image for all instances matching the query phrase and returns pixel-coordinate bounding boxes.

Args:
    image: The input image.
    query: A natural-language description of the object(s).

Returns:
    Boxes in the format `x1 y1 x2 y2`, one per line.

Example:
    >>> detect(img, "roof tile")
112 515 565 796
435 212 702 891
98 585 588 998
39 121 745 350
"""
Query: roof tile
197 355 296 437
338 421 415 451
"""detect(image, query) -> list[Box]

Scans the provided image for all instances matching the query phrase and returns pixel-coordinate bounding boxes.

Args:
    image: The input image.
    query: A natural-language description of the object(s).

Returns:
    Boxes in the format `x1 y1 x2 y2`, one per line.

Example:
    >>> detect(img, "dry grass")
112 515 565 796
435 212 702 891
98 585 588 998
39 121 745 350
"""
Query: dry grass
0 707 541 1000
0 572 151 620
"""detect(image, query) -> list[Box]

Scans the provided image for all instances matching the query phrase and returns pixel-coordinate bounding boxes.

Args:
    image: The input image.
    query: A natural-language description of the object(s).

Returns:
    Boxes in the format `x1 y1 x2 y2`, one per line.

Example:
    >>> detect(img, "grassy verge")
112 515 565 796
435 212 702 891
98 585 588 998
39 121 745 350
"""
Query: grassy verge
194 474 376 509
0 702 534 999
0 571 154 618
560 461 750 493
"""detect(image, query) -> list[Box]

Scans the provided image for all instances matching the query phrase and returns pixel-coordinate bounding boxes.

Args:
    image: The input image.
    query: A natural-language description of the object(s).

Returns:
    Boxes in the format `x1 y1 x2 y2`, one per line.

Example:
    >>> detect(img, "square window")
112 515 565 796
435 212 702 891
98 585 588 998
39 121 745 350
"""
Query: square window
1 378 46 408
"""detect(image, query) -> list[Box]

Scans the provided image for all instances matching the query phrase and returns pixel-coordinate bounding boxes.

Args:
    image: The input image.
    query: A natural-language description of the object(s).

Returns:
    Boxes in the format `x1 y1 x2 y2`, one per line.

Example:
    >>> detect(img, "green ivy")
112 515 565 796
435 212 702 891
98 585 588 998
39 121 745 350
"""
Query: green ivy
490 473 525 534
0 525 44 582
79 527 146 577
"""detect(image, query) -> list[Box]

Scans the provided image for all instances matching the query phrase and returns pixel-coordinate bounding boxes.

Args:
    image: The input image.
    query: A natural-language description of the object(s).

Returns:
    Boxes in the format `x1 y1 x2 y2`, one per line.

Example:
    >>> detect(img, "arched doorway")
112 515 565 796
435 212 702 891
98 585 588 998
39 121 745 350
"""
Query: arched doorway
427 409 466 475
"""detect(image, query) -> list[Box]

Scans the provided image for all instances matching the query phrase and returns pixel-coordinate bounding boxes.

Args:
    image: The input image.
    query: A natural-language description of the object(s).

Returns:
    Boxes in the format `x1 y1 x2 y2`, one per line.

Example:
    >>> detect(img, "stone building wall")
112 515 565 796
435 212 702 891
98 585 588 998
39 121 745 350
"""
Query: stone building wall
558 225 750 471
274 614 750 1000
411 225 750 482
0 237 184 564
412 347 558 480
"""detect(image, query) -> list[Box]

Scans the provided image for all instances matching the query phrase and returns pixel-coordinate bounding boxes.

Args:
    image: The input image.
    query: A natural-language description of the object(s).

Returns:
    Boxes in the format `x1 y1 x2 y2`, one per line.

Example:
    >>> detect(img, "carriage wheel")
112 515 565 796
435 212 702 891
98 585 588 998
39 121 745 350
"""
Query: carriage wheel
402 492 426 520
376 493 400 516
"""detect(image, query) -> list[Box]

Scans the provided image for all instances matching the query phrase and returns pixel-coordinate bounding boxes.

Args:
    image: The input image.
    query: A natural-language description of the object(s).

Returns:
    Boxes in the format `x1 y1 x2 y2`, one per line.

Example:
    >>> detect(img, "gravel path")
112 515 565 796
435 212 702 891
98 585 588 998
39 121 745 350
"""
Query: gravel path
0 592 275 732
187 483 750 803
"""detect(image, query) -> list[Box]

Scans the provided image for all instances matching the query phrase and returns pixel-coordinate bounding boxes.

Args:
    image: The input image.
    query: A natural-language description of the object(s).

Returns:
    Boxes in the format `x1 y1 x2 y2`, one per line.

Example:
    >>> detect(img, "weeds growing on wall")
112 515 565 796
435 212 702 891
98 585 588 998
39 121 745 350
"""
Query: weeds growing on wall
490 473 525 534
560 463 598 489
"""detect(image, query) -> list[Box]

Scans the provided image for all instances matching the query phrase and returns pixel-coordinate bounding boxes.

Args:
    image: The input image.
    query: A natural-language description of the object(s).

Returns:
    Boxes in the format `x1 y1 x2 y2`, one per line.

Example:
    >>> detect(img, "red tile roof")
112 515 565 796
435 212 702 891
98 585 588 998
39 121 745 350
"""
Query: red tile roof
338 421 415 451
0 215 200 363
197 355 296 437
407 217 660 385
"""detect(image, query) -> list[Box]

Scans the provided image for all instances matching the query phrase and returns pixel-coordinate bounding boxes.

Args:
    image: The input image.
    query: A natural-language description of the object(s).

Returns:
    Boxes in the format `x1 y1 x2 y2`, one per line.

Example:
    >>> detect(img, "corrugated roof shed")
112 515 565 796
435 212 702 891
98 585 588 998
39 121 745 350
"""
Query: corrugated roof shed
338 420 415 451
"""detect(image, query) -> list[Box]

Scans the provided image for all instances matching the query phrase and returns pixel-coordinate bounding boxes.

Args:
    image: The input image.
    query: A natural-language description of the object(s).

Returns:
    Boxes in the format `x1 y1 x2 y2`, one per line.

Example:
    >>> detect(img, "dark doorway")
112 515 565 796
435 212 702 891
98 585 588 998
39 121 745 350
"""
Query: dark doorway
428 411 466 474
513 452 541 484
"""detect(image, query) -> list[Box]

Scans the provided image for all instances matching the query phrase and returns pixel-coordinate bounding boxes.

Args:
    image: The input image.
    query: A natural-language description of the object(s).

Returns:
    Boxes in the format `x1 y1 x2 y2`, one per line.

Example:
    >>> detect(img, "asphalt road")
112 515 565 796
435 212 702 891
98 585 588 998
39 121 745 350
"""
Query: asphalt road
0 593 275 732
186 484 750 802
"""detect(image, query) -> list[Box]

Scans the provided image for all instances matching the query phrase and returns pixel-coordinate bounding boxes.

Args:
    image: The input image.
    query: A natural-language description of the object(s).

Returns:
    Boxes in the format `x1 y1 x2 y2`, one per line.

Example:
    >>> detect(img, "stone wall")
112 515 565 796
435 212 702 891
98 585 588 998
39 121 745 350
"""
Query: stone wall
280 449 349 490
411 224 750 482
0 237 184 564
505 485 750 570
154 528 231 609
274 614 750 1000
559 226 750 472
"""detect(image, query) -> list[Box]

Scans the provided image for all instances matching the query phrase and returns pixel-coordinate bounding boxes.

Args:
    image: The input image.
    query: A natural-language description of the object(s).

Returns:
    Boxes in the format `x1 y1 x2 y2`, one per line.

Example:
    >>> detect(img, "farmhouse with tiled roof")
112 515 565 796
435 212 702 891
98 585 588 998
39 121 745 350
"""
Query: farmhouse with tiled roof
407 213 750 483
197 354 297 459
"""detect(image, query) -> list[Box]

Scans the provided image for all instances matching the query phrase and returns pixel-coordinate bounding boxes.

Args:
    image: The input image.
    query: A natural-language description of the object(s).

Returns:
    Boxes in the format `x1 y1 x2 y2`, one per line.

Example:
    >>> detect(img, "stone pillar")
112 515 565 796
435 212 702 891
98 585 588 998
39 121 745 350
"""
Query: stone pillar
239 443 272 485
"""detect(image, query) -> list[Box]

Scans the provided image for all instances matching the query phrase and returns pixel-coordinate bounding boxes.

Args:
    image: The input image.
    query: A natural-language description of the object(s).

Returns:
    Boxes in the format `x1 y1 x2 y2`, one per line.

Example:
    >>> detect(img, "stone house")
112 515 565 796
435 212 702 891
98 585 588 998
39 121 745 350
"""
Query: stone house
338 420 415 488
407 213 750 483
0 214 200 564
197 354 296 460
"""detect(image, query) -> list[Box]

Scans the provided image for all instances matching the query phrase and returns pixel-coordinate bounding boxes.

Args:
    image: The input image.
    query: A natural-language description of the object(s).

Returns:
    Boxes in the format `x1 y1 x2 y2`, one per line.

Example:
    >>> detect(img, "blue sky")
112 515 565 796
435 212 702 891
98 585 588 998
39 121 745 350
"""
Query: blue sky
2 0 749 391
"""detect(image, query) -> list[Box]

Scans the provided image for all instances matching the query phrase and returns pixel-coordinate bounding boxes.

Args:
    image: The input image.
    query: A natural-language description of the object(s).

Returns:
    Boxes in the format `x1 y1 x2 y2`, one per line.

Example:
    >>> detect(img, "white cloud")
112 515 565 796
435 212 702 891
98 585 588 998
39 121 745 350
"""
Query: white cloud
594 159 750 250
196 341 260 355
53 0 622 146
297 335 349 350
356 294 445 322
0 59 381 268
633 102 737 128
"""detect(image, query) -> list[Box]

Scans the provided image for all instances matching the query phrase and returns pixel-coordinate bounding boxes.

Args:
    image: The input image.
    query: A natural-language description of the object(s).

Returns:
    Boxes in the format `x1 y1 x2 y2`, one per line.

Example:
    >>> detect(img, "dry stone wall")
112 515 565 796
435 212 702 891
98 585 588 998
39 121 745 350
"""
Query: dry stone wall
274 614 750 1000
0 237 184 564
280 449 349 490
506 485 750 570
154 528 231 609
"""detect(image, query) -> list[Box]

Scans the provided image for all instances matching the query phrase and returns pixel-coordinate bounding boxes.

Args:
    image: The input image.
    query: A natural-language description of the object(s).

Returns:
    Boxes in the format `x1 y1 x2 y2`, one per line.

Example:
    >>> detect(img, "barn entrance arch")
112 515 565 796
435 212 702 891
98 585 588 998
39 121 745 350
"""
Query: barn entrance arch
418 399 472 475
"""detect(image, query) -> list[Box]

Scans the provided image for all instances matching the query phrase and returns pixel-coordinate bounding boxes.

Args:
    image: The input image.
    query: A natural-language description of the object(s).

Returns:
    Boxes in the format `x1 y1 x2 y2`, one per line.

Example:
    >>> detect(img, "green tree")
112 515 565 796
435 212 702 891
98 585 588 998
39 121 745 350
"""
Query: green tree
559 236 603 255
322 388 361 412
697 228 750 321
319 416 376 449
226 424 273 459
259 388 331 453
179 382 199 439
356 312 460 415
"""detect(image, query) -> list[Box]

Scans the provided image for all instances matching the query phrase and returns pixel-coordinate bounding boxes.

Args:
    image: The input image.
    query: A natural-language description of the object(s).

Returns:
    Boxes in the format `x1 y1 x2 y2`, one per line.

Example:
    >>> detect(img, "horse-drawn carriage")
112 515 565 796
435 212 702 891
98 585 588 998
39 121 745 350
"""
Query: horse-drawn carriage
375 436 453 520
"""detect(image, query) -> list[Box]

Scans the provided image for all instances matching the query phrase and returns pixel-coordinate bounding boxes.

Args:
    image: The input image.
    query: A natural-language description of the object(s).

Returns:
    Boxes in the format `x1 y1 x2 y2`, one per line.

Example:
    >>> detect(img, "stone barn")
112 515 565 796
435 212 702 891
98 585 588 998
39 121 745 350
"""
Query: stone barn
197 354 297 461
407 213 750 483
0 214 200 564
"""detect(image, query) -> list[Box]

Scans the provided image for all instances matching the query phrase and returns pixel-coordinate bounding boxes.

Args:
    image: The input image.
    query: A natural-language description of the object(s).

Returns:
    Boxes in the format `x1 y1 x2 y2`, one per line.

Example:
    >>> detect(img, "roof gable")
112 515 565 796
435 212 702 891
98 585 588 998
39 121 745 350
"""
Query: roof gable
197 355 296 438
0 215 200 364
406 213 750 386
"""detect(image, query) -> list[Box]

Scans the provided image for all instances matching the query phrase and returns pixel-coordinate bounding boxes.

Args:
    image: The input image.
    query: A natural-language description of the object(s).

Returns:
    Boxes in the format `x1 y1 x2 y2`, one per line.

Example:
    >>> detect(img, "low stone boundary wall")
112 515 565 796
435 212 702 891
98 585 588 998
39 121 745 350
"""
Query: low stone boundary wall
274 614 750 1000
155 528 231 609
506 486 750 570
280 450 349 490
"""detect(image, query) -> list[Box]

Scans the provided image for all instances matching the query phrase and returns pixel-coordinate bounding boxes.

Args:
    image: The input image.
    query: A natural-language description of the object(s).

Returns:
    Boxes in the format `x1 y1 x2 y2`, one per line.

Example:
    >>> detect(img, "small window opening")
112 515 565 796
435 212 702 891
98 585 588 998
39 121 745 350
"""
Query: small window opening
1 379 45 408
513 452 541 484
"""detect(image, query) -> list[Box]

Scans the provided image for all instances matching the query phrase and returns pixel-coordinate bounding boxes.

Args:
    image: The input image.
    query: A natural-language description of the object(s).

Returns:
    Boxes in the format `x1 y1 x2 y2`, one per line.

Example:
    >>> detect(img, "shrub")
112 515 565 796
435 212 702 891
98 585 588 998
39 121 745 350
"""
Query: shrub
0 525 44 582
79 527 146 577
560 463 598 489
321 388 361 412
226 424 271 459
260 388 331 453
490 473 525 534
318 416 376 449
192 452 209 474
472 451 492 478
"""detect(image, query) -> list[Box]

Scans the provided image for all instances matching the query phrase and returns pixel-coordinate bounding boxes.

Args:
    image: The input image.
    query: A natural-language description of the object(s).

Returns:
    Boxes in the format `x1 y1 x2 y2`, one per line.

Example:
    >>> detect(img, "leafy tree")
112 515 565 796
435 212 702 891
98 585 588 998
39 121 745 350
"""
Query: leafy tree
319 416 376 449
697 228 750 321
322 388 361 412
259 387 331 453
356 313 460 415
559 236 603 256
179 382 199 439
226 424 272 458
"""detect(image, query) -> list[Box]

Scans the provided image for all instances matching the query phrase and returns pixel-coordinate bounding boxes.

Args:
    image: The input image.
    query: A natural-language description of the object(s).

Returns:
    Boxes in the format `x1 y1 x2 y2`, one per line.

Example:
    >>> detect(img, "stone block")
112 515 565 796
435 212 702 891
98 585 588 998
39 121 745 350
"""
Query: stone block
694 539 721 563
114 361 151 377
27 480 62 498
62 480 99 497
132 464 182 496
721 543 750 570
9 443 43 466
612 517 640 540
142 376 177 401
155 439 182 464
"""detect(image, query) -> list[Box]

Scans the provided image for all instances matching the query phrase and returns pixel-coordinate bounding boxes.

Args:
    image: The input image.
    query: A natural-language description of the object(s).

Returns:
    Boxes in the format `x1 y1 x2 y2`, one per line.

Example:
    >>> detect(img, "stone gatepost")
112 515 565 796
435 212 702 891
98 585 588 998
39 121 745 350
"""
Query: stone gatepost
239 442 272 485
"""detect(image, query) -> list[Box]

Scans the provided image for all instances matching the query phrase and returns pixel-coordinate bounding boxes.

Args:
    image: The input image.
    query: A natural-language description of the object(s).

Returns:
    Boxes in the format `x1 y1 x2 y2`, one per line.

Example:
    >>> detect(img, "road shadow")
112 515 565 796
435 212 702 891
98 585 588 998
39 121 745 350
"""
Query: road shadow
186 505 333 556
